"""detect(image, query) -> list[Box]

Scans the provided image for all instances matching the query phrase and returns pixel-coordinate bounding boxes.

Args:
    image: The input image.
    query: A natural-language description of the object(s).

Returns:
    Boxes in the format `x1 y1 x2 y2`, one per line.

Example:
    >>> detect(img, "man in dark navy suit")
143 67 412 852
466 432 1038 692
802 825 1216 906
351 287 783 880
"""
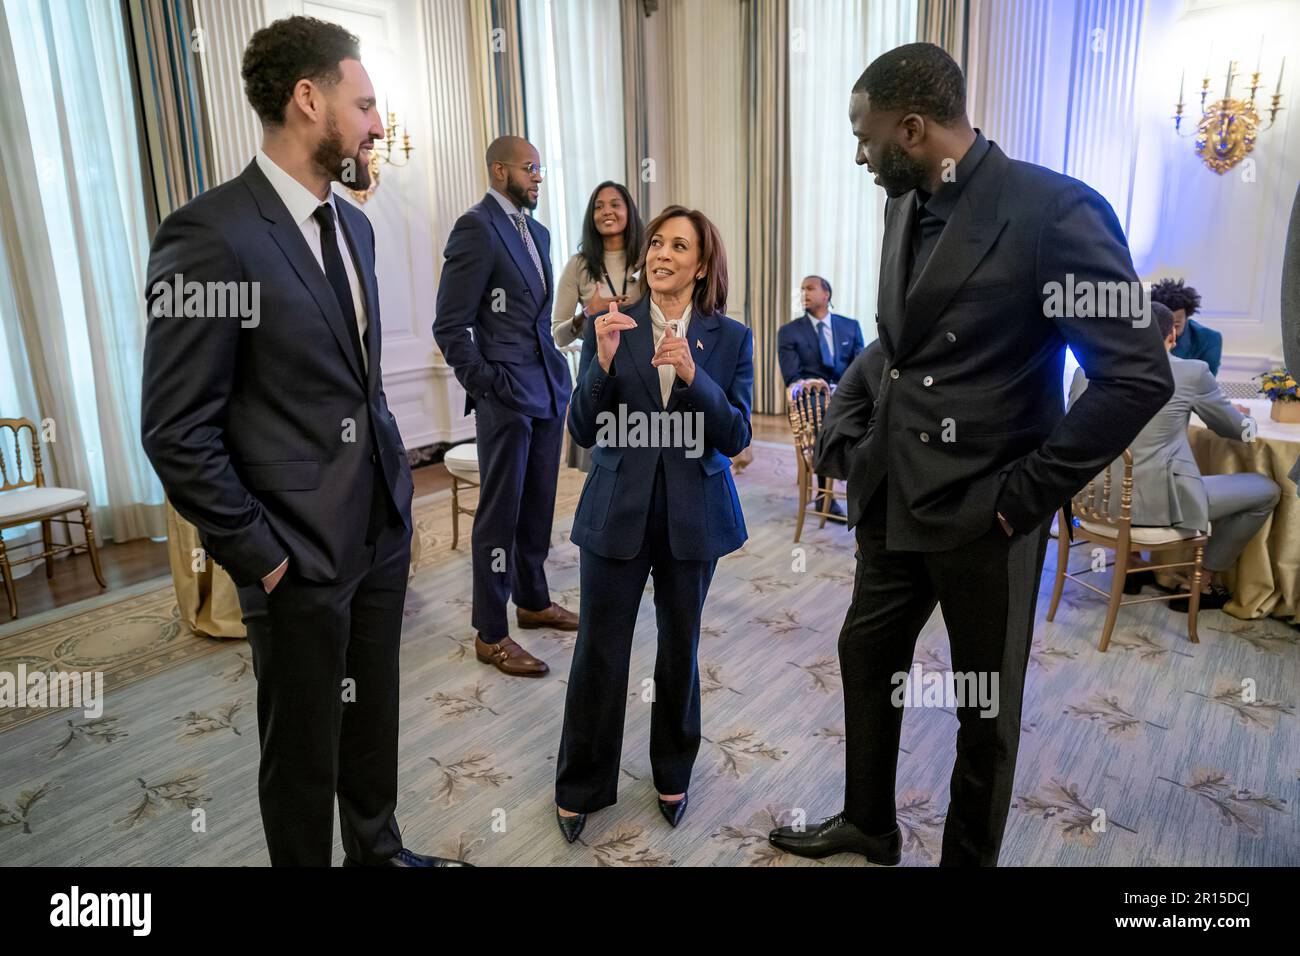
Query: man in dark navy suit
778 275 866 387
433 136 577 677
142 16 462 867
771 43 1173 867
778 275 865 516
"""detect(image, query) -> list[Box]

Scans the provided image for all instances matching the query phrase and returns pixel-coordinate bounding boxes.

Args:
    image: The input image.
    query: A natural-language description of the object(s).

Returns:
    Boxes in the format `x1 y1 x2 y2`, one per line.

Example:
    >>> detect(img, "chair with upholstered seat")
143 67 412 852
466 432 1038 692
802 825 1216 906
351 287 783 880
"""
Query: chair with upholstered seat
443 442 479 550
0 417 107 620
787 379 844 542
1045 448 1207 651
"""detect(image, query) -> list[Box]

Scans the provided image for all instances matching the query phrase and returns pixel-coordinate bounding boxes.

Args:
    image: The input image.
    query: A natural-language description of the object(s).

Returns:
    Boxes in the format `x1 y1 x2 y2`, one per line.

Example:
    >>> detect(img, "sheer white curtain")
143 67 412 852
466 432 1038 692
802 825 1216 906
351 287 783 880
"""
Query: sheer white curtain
519 0 626 276
0 0 164 547
789 0 917 338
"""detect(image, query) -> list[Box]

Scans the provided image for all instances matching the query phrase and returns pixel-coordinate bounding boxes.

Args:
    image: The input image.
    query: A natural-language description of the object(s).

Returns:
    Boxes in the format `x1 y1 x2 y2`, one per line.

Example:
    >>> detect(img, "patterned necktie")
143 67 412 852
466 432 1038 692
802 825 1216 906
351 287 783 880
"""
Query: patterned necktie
817 319 834 368
511 212 546 288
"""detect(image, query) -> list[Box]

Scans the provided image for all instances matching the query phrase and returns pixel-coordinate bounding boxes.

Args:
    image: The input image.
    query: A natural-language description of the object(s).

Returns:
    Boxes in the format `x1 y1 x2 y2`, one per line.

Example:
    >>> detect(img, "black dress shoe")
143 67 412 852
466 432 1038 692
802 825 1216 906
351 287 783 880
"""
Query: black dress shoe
768 812 902 865
556 808 587 844
657 793 688 827
1169 582 1231 613
343 847 471 867
1123 570 1154 595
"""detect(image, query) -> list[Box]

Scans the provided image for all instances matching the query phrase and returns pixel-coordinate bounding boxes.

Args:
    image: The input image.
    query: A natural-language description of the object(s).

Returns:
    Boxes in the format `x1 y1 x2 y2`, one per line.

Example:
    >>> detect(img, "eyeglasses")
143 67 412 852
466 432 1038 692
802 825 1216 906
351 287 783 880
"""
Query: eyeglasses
500 162 546 177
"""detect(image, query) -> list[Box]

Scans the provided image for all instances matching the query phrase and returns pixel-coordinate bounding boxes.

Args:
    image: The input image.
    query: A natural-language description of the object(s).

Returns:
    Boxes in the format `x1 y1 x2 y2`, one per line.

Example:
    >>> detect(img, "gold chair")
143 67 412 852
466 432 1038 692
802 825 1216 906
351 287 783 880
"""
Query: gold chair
443 443 479 551
1045 448 1207 651
0 418 107 620
786 379 845 542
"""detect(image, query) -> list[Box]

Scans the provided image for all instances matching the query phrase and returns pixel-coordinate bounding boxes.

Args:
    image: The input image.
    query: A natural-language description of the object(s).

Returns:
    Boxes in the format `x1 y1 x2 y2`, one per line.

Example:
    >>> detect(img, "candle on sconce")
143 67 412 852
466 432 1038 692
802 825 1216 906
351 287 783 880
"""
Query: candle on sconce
1277 56 1286 95
1178 68 1185 103
1256 35 1264 73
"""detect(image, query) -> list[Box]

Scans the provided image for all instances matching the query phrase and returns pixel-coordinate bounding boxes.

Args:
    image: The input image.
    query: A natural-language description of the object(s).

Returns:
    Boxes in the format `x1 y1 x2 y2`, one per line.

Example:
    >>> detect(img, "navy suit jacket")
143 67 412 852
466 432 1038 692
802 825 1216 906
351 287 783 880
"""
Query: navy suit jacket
141 161 413 588
433 194 570 419
568 295 753 561
777 312 864 386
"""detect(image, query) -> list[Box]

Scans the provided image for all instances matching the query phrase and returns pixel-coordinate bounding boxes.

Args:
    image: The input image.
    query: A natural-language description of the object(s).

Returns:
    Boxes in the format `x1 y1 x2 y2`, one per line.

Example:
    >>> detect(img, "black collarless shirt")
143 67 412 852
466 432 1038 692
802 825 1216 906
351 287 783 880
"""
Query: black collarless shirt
907 130 991 290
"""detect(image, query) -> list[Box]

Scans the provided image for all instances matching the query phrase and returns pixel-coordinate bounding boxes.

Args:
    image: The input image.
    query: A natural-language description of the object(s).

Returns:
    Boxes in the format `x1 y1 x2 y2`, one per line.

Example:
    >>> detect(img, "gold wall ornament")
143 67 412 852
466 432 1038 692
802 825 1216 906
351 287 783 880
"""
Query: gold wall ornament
1173 52 1284 175
348 103 414 203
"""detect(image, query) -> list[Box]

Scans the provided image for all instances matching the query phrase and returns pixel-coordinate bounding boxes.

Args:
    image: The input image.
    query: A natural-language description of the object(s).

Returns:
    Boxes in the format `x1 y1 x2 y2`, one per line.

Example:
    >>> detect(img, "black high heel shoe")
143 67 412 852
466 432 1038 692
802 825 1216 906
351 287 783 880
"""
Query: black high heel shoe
657 793 688 827
556 807 586 844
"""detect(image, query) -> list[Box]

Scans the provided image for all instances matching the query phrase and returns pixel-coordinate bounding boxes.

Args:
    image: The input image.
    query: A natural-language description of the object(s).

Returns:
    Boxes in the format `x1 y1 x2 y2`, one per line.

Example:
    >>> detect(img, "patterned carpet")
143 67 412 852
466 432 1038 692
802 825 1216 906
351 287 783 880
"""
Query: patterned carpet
0 440 1295 865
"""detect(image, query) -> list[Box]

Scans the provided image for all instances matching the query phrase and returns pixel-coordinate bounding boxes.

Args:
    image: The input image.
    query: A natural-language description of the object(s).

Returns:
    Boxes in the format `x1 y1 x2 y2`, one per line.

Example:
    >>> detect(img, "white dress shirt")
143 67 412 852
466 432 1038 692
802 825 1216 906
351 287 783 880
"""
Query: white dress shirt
648 299 689 407
255 149 368 371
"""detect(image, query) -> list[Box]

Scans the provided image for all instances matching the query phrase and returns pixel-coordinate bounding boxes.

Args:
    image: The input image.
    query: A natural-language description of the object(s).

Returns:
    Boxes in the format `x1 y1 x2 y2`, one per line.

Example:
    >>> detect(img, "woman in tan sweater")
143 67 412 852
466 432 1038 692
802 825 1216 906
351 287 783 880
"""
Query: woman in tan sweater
552 181 646 470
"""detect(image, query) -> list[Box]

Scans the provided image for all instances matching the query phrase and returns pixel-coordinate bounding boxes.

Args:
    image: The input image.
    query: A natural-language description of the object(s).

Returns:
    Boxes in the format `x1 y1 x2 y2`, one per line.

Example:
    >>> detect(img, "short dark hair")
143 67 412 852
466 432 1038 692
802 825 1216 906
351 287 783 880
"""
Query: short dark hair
242 16 360 126
1149 277 1201 318
1151 301 1175 339
852 42 965 124
804 275 832 301
636 205 729 316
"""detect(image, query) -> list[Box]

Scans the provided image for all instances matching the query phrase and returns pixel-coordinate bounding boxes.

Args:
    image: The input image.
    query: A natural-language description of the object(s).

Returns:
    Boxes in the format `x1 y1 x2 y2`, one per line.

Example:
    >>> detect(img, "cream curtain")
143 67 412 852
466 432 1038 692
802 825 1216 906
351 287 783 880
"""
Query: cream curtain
743 0 792 416
788 0 917 353
918 0 969 67
519 0 626 276
0 0 164 549
470 0 528 145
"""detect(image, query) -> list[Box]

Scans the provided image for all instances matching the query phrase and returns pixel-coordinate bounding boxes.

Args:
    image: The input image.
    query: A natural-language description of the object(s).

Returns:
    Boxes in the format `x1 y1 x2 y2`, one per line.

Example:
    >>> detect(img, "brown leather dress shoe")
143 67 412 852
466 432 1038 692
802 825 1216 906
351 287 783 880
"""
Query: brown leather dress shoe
516 602 579 631
475 633 549 676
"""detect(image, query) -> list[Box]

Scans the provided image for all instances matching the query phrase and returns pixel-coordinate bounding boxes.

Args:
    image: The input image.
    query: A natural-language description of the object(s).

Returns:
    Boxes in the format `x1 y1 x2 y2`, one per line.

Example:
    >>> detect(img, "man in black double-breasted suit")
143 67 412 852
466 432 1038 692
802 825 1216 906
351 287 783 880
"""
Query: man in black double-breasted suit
771 43 1173 866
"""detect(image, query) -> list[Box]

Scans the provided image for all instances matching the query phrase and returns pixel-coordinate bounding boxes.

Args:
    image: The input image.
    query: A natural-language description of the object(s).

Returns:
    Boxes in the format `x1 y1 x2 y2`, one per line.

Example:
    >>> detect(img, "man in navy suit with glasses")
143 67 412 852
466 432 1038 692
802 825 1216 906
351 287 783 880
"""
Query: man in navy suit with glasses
778 275 866 516
434 136 578 678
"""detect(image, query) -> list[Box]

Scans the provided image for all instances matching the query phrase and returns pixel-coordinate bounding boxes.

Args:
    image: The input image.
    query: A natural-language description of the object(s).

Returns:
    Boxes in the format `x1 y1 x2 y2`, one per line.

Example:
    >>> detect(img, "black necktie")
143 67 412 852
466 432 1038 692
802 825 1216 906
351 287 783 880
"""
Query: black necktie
312 203 366 373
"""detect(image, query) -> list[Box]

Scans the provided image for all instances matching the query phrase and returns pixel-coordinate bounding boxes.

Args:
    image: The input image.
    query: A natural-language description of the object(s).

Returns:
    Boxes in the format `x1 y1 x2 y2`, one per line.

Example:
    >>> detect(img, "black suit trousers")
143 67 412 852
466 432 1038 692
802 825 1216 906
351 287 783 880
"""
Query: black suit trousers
555 460 718 812
839 488 1049 865
235 507 410 866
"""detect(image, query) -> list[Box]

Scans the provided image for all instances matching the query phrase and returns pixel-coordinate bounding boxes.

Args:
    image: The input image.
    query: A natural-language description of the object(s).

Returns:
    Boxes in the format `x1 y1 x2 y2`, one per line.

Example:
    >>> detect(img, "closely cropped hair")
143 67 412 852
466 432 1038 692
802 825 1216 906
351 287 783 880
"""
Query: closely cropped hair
1151 301 1175 339
637 205 729 316
1149 277 1202 318
242 16 360 125
852 42 966 124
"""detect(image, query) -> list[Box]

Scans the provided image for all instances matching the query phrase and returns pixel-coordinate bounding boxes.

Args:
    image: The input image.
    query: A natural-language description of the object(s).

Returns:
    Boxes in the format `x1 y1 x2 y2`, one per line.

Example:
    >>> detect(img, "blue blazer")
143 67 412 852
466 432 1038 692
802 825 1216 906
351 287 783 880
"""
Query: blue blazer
568 295 753 561
433 194 571 419
777 312 865 385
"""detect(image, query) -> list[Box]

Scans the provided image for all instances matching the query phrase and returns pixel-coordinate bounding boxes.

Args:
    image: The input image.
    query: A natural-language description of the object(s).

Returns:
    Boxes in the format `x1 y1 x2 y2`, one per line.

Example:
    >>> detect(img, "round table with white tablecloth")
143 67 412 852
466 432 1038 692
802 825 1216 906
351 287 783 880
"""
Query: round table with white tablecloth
1189 398 1299 622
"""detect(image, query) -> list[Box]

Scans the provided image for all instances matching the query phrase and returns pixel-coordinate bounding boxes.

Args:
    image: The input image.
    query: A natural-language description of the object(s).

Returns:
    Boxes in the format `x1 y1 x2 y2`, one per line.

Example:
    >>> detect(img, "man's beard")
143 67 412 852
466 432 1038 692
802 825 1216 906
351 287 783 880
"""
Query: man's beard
506 177 537 210
314 111 371 190
874 139 928 198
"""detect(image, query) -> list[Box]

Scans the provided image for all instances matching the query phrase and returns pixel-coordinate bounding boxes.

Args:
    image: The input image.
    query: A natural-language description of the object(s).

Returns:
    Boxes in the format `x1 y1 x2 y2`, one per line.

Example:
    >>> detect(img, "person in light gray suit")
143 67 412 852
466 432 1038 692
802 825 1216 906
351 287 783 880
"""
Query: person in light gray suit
1068 302 1280 609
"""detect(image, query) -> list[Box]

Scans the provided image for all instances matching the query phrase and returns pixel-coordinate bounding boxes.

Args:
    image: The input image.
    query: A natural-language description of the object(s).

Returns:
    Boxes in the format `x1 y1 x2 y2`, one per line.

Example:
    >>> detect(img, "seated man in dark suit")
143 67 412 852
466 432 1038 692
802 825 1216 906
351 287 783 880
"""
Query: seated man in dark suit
813 340 886 482
1152 277 1222 375
778 275 866 516
778 276 866 386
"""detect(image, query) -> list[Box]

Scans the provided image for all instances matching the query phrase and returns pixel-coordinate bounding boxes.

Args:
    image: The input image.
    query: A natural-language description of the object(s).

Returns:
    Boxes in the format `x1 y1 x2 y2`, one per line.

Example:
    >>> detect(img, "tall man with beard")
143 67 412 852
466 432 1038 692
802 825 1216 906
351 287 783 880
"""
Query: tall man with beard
142 16 465 867
769 43 1173 866
434 138 577 677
